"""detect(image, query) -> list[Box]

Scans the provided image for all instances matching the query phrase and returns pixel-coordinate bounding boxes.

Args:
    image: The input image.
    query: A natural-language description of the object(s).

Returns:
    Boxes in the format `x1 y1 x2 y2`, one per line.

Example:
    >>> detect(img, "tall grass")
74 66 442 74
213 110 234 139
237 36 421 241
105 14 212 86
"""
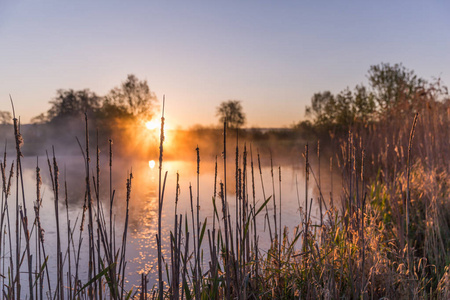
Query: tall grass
0 94 449 299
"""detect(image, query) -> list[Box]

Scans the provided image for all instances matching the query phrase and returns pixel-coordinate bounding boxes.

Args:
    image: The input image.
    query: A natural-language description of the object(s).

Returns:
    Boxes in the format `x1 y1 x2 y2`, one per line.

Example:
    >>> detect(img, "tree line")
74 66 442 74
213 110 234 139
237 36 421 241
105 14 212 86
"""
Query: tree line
299 63 449 133
214 63 449 135
2 63 446 132
31 74 158 125
28 74 248 130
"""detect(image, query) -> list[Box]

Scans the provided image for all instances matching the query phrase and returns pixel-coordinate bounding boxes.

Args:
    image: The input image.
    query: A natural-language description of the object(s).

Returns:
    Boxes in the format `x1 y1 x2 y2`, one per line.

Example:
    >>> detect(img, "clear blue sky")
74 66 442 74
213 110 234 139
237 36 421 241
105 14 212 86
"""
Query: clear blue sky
1 1 449 128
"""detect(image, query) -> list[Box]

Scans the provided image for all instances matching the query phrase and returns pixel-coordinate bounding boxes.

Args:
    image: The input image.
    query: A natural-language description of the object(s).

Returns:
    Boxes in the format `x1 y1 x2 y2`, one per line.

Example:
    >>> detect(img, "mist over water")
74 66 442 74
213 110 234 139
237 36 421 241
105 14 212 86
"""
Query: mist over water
0 121 341 293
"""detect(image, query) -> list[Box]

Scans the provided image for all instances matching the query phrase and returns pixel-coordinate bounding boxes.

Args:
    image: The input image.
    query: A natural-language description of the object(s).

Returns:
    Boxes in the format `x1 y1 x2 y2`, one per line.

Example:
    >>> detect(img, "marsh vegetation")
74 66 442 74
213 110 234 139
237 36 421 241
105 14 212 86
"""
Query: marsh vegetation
1 63 449 299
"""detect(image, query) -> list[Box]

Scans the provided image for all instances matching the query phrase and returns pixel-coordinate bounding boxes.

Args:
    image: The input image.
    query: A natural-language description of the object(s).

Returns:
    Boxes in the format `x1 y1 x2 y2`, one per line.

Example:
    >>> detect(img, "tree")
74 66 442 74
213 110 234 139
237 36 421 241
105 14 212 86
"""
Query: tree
30 113 48 124
305 91 336 125
104 74 157 120
216 100 246 129
305 63 428 128
334 88 355 126
305 86 378 128
46 89 101 123
353 84 376 122
368 63 425 110
32 74 158 125
0 111 12 125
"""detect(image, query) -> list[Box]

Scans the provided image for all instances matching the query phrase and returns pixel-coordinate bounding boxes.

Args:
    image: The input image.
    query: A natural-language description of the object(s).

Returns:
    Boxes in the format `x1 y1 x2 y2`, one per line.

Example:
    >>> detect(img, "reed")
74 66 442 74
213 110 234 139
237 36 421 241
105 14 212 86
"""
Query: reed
157 97 166 300
0 92 448 299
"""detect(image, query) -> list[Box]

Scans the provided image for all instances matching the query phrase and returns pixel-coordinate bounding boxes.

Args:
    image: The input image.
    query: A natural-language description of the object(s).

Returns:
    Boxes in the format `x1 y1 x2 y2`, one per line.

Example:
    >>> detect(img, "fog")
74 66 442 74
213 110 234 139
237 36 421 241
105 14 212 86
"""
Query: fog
0 120 341 291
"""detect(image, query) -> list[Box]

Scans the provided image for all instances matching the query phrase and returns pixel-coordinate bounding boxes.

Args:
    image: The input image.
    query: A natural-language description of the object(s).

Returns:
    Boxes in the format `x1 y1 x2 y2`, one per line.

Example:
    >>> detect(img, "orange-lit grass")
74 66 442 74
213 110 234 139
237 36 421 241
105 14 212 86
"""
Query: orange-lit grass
0 94 449 299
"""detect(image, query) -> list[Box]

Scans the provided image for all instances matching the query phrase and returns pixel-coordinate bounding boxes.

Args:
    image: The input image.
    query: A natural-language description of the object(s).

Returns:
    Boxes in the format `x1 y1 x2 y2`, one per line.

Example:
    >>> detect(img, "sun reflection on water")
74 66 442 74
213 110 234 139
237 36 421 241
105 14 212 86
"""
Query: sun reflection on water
148 160 155 169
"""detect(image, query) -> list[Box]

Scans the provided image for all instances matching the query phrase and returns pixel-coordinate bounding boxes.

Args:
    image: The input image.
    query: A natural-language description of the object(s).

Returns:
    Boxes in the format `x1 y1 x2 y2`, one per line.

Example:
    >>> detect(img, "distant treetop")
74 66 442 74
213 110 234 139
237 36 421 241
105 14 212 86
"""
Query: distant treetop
304 63 448 130
216 100 246 129
32 74 158 125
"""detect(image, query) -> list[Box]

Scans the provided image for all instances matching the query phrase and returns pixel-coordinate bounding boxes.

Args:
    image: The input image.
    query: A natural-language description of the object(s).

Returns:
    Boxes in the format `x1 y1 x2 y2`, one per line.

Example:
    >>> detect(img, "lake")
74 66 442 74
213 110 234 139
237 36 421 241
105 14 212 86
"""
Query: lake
0 145 339 295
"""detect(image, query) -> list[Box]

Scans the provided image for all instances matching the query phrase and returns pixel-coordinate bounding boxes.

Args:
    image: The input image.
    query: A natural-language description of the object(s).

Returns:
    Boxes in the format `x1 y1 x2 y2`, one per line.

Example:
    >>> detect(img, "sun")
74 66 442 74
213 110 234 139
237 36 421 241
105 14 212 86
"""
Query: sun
143 118 172 148
145 119 171 131
145 120 160 130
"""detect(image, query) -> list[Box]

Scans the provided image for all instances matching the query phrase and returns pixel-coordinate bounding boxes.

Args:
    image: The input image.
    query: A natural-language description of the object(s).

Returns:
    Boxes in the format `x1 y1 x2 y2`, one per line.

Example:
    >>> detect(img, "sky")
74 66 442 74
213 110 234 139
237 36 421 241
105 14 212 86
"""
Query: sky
1 1 449 128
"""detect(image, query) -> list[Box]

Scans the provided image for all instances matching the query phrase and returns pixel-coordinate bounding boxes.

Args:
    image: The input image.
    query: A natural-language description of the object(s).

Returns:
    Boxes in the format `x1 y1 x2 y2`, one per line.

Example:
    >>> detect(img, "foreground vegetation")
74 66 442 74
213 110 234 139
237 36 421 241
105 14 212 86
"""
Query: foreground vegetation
1 63 449 299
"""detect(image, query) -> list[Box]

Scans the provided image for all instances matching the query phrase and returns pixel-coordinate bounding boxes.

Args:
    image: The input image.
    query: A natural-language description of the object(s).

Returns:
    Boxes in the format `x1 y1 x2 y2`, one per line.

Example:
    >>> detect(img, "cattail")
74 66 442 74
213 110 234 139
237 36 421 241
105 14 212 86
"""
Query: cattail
6 163 14 197
1 163 6 195
157 96 165 299
406 113 419 274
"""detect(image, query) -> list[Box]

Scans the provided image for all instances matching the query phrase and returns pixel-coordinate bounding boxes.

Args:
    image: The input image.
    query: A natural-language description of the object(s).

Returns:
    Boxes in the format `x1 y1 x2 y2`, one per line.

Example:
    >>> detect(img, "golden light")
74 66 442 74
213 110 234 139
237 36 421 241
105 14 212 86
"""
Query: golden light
145 119 170 131
145 120 159 130
143 118 172 149
149 160 156 169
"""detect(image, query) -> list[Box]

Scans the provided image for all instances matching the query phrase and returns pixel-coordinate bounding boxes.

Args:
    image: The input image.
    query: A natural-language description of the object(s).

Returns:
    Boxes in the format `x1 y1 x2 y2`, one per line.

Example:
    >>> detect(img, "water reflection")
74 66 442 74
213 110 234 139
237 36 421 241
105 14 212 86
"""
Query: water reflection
148 160 155 169
5 151 340 291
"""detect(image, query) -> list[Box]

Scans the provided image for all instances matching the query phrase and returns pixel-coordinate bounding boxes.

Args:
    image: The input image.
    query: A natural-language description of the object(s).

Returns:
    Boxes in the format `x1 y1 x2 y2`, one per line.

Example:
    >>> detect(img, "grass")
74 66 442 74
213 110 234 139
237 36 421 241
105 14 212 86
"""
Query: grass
0 95 449 299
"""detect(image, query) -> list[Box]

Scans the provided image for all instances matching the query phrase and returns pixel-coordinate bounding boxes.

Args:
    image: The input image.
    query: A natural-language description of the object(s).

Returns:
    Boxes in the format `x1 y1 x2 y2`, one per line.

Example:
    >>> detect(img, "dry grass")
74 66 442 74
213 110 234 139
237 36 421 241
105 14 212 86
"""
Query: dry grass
0 95 448 299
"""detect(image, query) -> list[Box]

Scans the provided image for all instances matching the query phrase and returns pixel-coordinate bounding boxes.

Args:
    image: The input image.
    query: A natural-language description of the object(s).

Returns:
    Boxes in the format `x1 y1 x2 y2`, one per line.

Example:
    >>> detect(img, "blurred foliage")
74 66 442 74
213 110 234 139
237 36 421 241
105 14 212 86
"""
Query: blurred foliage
216 100 246 129
368 63 426 110
48 89 101 123
32 74 157 125
103 74 157 120
0 111 12 125
303 63 448 133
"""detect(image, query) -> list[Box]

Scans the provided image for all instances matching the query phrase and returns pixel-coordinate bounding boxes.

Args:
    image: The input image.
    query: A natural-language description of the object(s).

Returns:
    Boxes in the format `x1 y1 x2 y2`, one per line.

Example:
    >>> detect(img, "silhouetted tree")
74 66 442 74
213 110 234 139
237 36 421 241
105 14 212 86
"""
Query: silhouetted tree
305 63 426 128
104 74 157 120
216 100 246 129
368 63 425 110
0 111 12 125
305 91 336 125
306 88 363 128
353 84 376 122
45 89 101 123
32 74 158 125
30 113 48 124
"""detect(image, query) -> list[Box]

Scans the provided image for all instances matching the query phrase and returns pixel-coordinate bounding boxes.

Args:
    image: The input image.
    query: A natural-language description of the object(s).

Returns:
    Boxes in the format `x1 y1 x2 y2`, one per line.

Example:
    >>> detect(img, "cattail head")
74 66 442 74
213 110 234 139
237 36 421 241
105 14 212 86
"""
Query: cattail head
36 166 42 188
305 144 309 181
13 118 23 157
36 165 42 206
214 156 218 198
175 172 180 205
196 146 200 174
80 193 88 232
6 162 14 196
126 172 133 201
109 139 113 167
279 166 281 182
53 159 60 194
40 228 45 242
1 162 6 194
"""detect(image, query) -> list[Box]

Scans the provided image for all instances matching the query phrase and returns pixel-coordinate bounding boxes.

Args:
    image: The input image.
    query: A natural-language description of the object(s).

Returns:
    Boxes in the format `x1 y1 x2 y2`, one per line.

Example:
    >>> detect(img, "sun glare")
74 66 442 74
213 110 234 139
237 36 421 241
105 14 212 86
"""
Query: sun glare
145 119 171 131
149 160 156 169
144 118 172 148
145 120 159 130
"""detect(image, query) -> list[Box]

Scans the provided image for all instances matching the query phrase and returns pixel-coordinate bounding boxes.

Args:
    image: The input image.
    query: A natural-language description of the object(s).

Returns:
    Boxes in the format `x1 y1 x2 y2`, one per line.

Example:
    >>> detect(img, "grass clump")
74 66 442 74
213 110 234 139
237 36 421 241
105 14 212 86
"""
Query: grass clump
0 88 449 299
